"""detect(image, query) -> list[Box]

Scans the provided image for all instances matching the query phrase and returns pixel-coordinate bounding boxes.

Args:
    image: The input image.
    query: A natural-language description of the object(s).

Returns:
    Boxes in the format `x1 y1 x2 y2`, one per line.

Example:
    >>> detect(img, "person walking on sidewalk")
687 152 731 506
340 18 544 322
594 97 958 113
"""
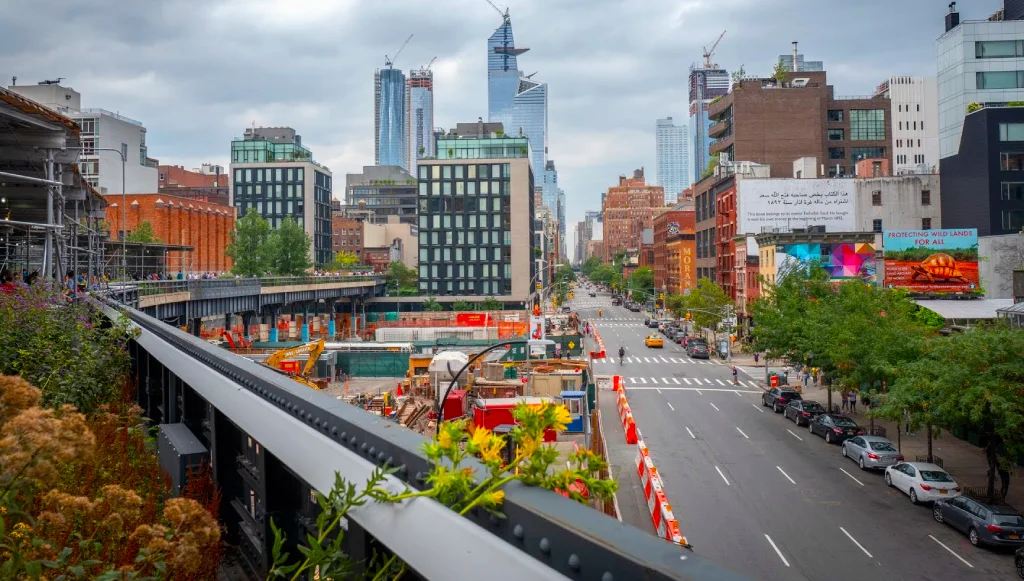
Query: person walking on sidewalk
848 390 858 414
841 392 849 413
753 352 760 365
1000 466 1011 500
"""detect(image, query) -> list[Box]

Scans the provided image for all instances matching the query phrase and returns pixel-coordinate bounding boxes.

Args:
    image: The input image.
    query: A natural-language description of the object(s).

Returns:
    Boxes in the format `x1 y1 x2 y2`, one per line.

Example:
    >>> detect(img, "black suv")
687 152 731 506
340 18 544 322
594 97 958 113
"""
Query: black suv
685 338 708 357
762 387 802 413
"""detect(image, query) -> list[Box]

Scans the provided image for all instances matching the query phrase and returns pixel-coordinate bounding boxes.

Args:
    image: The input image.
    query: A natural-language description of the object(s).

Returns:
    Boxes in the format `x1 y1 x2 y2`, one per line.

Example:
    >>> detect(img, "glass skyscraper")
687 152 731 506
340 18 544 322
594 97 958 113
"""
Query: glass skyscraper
655 117 690 202
688 66 729 182
514 78 548 178
375 67 408 169
406 68 434 172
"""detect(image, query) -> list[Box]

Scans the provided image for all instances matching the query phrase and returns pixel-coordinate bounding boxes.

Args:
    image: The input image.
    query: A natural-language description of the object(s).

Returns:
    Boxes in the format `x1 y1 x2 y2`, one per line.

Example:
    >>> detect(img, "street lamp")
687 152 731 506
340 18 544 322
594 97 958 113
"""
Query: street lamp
436 338 555 435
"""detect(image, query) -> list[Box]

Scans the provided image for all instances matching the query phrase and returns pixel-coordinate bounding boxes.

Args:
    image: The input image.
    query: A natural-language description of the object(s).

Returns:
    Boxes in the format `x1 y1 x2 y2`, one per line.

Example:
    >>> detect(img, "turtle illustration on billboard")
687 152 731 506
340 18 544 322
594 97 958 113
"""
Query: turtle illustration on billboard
909 252 968 284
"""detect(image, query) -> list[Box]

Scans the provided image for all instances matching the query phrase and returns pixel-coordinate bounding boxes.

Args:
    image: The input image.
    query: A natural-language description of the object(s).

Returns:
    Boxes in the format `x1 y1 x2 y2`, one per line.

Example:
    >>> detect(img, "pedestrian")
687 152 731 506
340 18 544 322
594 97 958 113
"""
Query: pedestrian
803 370 810 389
841 392 849 413
754 352 760 365
1000 467 1011 500
848 390 858 414
904 408 914 436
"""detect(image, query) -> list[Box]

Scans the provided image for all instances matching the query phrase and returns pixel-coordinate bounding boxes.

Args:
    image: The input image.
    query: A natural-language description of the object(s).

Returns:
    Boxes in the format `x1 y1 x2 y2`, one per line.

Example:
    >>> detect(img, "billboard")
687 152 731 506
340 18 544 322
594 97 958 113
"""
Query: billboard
529 316 546 341
882 229 980 293
776 242 876 284
738 179 856 234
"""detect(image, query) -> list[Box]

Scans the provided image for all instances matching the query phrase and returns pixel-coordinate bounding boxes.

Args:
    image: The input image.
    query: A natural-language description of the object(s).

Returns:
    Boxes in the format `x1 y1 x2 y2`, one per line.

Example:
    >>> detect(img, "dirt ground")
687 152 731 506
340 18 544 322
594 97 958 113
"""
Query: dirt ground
322 377 405 399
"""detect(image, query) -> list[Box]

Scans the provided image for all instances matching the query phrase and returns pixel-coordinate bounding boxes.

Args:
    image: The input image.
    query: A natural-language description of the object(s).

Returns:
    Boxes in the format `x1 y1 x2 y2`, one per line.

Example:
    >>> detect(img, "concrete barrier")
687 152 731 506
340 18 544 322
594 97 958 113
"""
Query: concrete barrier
635 431 689 547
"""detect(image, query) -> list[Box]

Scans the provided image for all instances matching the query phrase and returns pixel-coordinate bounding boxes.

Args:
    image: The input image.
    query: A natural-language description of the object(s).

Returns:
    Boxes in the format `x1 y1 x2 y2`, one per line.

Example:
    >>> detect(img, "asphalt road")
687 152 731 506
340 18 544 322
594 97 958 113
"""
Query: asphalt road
572 289 1015 581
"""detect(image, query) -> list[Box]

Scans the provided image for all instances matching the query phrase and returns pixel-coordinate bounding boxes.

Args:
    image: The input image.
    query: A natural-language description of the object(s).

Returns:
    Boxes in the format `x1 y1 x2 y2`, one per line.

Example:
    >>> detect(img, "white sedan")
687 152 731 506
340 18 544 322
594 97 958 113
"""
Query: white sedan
885 462 961 504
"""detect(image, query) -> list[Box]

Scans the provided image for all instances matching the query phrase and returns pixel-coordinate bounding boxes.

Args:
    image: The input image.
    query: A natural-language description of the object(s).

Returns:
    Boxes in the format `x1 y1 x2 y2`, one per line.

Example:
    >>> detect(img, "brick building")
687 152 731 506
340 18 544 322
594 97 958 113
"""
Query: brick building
652 201 696 294
601 168 665 261
332 215 364 256
104 193 235 273
708 70 892 178
157 164 230 206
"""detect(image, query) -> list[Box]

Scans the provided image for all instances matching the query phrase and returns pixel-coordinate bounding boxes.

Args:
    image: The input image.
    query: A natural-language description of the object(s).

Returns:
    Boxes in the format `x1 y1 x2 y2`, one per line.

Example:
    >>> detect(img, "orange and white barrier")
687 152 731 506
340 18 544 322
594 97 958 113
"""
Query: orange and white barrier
635 432 688 547
614 377 637 444
591 329 606 360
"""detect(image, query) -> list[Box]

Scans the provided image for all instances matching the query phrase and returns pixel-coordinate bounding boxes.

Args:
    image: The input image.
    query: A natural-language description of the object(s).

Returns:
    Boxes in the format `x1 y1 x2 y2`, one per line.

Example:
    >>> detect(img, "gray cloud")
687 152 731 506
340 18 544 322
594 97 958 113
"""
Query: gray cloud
0 0 1004 253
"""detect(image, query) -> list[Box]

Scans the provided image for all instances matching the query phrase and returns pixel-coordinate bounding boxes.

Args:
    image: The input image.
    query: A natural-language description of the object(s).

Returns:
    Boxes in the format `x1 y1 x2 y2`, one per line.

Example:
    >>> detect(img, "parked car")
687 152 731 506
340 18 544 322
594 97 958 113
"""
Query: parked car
685 338 708 356
762 387 802 413
647 319 660 328
841 436 903 470
886 462 960 505
589 292 596 297
933 497 1024 547
611 298 622 306
674 333 685 344
645 334 664 348
808 413 863 444
783 400 826 426
688 342 710 359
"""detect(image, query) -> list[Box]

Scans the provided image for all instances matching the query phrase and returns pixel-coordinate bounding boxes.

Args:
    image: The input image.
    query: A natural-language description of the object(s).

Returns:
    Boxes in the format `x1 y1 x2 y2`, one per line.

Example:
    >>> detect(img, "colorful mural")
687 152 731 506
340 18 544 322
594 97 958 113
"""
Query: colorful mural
777 242 876 284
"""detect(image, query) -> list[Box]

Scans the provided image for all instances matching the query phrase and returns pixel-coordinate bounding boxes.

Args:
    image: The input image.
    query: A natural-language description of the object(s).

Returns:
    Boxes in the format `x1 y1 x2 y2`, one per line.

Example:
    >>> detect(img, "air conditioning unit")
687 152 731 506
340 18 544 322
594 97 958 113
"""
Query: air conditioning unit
719 152 731 165
792 78 810 88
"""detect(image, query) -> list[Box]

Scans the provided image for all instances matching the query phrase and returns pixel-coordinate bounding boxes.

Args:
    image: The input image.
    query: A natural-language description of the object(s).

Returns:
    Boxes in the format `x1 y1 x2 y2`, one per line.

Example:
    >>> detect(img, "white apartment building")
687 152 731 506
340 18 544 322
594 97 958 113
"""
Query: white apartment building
937 7 1024 158
6 82 158 193
878 76 940 174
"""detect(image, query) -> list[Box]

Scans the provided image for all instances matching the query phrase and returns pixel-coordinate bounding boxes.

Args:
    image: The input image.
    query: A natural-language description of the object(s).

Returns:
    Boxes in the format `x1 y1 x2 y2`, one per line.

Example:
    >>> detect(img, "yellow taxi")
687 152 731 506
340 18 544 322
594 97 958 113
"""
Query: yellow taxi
645 334 664 348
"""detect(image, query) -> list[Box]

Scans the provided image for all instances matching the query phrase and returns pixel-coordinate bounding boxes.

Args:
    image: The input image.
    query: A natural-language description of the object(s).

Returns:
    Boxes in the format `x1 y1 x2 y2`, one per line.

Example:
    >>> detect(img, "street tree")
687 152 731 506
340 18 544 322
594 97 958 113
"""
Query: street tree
386 261 418 296
480 296 503 311
876 326 1024 503
580 257 601 277
226 211 272 276
422 296 443 311
125 220 160 244
268 217 313 275
451 300 474 311
329 251 360 272
629 266 655 304
682 278 732 333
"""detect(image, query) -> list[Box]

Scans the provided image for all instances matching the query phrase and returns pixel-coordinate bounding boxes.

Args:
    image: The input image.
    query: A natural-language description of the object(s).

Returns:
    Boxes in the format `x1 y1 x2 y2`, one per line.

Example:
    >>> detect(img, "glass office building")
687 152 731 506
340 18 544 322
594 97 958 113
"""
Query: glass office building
407 69 434 172
655 117 690 202
488 16 527 129
513 78 548 176
375 68 408 169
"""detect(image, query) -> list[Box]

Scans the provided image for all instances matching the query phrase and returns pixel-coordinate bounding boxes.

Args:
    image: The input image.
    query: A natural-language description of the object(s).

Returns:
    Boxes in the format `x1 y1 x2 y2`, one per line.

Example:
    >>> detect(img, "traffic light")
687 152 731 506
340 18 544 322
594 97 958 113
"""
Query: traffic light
730 334 737 343
659 293 665 300
685 312 692 321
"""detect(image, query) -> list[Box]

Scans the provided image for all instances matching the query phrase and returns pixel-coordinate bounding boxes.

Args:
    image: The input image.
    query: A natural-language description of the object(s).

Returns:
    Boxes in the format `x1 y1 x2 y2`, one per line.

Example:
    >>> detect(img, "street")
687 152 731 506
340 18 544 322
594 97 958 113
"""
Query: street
573 290 1014 581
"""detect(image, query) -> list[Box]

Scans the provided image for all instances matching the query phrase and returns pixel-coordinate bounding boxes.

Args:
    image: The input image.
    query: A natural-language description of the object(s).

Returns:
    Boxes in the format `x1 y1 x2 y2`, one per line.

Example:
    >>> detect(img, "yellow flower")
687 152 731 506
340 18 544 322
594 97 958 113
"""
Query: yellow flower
479 439 504 464
519 435 540 457
552 406 572 431
438 430 453 448
470 427 492 450
489 490 505 505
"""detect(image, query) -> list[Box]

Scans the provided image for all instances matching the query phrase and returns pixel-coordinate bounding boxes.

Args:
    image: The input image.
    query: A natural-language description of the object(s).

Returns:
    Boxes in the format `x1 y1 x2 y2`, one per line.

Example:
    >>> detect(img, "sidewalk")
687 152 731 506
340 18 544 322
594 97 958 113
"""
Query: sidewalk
758 379 1024 509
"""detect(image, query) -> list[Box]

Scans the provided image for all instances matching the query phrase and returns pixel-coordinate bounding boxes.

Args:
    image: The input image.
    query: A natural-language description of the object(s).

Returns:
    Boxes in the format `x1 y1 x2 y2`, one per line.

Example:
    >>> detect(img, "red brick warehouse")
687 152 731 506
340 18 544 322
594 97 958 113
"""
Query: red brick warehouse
104 193 236 273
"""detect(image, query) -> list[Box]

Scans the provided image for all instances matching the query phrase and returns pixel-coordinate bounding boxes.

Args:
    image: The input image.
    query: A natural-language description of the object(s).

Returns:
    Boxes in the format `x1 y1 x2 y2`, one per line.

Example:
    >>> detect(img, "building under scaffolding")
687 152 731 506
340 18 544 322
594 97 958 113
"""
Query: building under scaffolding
0 87 195 281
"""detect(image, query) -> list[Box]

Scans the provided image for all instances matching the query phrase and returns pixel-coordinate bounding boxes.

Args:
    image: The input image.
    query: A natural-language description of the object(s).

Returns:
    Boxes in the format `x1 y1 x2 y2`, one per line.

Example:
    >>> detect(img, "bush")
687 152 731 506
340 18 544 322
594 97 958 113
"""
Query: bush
0 285 135 413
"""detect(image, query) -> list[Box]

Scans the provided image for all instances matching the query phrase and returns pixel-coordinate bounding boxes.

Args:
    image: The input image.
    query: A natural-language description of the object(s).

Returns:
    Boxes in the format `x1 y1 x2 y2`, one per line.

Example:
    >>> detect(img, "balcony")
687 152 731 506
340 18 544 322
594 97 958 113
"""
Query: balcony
708 118 730 139
709 134 733 155
708 95 733 119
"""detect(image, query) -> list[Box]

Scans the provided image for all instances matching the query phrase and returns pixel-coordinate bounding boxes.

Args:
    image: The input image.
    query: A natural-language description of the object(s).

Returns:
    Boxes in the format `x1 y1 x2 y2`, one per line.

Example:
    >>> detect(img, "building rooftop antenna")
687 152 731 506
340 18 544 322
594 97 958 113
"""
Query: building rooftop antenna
384 34 413 68
703 31 726 69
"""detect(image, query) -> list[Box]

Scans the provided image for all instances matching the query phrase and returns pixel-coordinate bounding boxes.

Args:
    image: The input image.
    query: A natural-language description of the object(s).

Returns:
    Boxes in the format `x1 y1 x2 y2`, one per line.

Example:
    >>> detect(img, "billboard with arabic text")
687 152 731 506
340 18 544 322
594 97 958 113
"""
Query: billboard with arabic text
737 179 857 234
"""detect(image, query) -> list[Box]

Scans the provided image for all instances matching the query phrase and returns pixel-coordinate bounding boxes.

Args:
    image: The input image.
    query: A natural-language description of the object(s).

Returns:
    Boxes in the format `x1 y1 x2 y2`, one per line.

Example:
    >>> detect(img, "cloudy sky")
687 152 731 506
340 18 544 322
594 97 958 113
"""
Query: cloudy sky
0 0 1004 252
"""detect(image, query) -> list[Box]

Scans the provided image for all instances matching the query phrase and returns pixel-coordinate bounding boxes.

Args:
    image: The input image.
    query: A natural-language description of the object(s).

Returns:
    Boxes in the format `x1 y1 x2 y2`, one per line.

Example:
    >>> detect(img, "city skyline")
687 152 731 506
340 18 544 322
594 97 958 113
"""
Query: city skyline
1 0 1004 256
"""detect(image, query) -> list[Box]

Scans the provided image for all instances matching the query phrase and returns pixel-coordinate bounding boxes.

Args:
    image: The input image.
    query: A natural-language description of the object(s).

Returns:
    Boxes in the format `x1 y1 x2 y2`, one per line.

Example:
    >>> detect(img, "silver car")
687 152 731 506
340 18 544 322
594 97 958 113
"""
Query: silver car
841 435 903 471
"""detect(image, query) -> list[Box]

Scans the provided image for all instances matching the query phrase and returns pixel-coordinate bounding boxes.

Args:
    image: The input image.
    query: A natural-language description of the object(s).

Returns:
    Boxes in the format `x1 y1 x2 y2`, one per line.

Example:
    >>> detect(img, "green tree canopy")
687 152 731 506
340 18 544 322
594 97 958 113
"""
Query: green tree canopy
580 257 601 277
480 296 503 311
387 261 418 296
227 212 273 276
125 220 160 244
676 278 731 330
422 296 443 311
329 250 360 271
451 300 474 311
269 216 313 275
629 266 655 304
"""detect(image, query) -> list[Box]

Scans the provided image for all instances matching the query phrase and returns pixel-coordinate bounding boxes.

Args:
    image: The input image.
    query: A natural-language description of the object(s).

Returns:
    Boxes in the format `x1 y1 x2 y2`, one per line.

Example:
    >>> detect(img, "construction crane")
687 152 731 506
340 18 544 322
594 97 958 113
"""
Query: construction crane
703 30 726 69
486 0 510 22
424 56 437 71
263 339 326 390
525 71 537 79
385 34 413 68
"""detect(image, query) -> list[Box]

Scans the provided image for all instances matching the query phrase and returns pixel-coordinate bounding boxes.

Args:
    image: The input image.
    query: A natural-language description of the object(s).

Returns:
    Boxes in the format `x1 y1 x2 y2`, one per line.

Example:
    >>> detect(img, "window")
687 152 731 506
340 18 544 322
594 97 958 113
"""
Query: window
828 165 847 177
1002 182 1024 200
922 218 932 230
852 147 886 162
849 110 886 140
976 40 1024 58
871 191 882 206
1002 211 1024 231
828 128 845 141
977 71 1024 90
873 219 883 233
827 110 845 122
1000 123 1024 142
921 190 931 205
1001 152 1024 171
828 147 845 160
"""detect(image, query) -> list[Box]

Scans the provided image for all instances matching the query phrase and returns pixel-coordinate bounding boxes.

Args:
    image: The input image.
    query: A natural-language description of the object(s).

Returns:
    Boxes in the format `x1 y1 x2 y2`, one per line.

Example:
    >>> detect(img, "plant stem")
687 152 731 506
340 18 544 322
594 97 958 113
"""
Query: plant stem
459 475 516 516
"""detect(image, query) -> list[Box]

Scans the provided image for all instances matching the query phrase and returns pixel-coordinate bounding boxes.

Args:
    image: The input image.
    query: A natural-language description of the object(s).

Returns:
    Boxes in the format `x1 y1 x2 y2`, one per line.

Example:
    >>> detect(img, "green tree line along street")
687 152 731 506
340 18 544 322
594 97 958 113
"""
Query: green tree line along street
749 262 1024 503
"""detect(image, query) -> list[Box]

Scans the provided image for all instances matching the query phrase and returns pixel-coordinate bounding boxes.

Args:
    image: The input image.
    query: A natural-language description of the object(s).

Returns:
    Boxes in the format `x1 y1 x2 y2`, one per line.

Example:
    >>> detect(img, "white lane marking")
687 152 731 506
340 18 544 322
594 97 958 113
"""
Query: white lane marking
734 390 742 396
685 426 696 439
661 377 669 384
786 429 803 442
929 535 973 568
716 379 725 386
714 466 730 486
696 389 703 395
736 427 749 439
709 402 720 411
607 357 614 363
667 402 675 411
764 534 790 567
657 388 662 394
776 466 796 485
671 357 680 363
640 377 648 384
682 378 692 385
661 356 670 363
840 527 873 559
649 377 657 383
629 377 637 384
644 357 653 363
839 467 865 487
752 404 764 413
672 378 680 384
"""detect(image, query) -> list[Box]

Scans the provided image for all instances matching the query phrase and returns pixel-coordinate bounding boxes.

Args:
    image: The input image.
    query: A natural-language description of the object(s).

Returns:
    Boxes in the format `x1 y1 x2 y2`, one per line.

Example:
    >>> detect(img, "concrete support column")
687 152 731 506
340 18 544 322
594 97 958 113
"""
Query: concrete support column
190 318 203 338
301 301 311 343
326 299 337 339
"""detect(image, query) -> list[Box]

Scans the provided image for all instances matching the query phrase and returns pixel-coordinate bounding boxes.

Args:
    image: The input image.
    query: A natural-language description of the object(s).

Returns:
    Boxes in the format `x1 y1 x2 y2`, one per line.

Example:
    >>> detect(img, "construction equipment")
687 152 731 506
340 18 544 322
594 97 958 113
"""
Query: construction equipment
486 0 510 22
222 330 252 351
424 56 437 71
263 339 326 391
703 30 727 68
385 34 413 68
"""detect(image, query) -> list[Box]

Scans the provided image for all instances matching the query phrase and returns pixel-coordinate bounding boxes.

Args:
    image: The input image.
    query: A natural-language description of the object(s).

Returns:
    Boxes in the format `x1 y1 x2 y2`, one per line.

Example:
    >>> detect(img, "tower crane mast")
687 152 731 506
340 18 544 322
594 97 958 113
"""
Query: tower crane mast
703 30 726 69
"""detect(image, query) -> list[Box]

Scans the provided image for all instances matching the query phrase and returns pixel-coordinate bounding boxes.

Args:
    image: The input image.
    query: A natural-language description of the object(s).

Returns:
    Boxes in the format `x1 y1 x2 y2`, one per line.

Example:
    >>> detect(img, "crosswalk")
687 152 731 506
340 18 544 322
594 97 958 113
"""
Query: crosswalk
593 318 644 322
594 356 720 365
620 376 761 389
592 323 645 327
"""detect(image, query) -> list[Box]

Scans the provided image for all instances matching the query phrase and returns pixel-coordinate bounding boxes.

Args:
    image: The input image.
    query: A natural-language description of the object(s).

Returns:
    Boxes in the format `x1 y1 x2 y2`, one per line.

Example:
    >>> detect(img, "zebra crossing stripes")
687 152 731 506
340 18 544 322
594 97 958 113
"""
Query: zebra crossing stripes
623 377 760 389
591 356 718 365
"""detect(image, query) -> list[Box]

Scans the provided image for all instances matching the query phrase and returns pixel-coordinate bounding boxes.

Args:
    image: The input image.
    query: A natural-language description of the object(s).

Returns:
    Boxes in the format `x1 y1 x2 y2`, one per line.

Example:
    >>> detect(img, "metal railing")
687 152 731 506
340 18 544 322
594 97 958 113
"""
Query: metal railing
125 275 385 298
92 296 753 581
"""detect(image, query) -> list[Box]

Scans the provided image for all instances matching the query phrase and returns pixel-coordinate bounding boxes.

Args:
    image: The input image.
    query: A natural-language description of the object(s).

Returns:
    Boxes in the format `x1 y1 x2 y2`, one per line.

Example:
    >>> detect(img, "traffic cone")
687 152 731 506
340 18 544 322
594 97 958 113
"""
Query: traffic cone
396 382 404 397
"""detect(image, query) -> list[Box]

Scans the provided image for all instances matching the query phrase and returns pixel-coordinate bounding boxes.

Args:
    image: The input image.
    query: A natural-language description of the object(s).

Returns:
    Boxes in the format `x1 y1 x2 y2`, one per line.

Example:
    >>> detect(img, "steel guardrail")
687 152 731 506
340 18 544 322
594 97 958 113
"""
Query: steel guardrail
92 297 752 581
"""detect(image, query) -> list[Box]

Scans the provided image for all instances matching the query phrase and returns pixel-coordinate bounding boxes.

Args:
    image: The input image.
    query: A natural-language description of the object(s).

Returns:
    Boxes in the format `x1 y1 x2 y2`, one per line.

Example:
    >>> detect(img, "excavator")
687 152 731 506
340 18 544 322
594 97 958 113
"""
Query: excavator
263 339 326 391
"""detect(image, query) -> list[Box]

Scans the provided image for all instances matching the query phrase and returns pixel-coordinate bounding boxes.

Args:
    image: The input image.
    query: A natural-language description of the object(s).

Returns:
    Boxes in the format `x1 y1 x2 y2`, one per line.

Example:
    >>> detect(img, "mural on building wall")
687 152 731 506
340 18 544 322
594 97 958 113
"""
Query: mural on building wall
882 229 980 294
777 242 876 284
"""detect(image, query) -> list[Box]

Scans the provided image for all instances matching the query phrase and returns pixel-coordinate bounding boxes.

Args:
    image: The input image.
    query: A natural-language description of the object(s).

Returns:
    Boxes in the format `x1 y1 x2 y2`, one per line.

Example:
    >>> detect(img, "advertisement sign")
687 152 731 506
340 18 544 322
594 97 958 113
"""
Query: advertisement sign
738 179 856 234
883 229 979 293
681 237 697 293
776 242 876 284
456 313 488 326
529 316 545 341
